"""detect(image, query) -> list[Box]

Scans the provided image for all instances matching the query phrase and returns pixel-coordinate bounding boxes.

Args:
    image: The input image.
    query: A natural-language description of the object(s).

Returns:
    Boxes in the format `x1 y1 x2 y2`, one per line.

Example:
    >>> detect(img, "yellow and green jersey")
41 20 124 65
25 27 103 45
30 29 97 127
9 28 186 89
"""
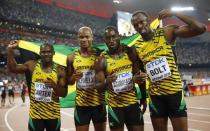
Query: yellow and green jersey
135 28 182 95
73 50 105 106
103 51 137 107
30 60 60 119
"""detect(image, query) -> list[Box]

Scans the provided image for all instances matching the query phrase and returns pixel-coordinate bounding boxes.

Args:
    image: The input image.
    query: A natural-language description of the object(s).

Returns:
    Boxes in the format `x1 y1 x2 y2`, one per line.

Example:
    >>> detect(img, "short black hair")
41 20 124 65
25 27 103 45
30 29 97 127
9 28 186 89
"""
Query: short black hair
40 43 54 51
104 26 119 35
132 10 149 19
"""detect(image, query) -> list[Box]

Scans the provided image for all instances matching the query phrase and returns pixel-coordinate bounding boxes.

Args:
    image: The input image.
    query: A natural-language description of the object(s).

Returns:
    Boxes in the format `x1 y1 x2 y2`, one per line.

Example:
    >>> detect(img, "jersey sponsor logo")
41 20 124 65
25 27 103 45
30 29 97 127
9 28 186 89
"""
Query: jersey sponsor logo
75 59 82 63
76 65 93 70
112 64 132 74
142 46 163 59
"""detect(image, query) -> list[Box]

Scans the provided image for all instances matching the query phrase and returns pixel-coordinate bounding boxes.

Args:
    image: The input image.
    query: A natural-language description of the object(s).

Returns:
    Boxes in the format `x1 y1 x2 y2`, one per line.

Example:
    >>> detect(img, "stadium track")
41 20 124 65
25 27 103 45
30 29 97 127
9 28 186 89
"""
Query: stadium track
0 95 210 131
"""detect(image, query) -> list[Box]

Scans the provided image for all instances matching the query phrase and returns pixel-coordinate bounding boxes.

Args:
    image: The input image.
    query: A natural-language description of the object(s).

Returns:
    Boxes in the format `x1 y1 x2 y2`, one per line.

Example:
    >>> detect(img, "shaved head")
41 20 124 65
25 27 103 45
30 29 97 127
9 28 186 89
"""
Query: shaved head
78 26 93 36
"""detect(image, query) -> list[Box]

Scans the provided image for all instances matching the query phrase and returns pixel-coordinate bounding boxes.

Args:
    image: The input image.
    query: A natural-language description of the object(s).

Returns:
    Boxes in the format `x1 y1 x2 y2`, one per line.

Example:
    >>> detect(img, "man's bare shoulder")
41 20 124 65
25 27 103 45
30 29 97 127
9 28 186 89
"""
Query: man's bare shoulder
25 60 37 72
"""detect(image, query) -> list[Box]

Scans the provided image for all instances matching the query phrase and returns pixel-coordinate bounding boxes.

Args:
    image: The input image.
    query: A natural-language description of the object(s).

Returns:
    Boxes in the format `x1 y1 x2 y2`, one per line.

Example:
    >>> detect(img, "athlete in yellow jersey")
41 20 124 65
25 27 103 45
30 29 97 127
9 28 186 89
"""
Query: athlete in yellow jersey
66 26 106 131
131 9 206 131
7 41 67 131
95 26 147 131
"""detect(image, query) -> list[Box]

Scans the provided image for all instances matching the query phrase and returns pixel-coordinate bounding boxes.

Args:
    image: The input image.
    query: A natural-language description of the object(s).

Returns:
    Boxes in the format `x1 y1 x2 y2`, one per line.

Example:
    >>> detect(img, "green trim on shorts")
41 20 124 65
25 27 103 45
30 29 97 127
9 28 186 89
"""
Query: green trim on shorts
74 108 80 124
29 117 35 131
178 91 186 111
56 119 61 130
108 106 120 123
148 95 158 113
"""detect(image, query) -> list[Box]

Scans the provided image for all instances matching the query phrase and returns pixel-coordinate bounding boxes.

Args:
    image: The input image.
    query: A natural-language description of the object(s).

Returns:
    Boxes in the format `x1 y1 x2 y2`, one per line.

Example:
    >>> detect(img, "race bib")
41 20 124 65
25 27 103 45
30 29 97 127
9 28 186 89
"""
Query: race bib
34 82 53 102
146 57 171 82
77 71 95 89
112 72 133 93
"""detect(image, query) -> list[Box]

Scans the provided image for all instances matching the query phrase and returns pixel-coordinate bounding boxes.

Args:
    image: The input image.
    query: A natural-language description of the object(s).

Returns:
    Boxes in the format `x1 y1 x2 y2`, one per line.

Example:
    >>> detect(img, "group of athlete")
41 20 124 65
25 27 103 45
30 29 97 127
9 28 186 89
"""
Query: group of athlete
1 80 16 107
0 79 27 107
7 9 206 131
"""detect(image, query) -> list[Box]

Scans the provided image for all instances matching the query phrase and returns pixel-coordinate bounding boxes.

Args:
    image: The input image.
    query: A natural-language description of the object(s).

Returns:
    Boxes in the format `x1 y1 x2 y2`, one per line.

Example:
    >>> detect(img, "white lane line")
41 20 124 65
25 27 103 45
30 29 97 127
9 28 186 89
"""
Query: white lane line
65 127 76 131
4 104 20 131
5 103 69 131
189 106 210 111
188 129 201 131
145 111 210 123
188 112 210 117
189 119 210 124
61 111 74 117
61 127 73 131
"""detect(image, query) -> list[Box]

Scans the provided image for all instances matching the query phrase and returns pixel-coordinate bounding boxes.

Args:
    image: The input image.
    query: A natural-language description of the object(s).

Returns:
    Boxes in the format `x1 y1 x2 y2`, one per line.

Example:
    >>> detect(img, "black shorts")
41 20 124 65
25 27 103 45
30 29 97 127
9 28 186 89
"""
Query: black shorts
149 91 187 118
108 103 144 129
74 105 107 126
21 90 25 97
28 117 61 131
1 91 6 99
8 90 14 97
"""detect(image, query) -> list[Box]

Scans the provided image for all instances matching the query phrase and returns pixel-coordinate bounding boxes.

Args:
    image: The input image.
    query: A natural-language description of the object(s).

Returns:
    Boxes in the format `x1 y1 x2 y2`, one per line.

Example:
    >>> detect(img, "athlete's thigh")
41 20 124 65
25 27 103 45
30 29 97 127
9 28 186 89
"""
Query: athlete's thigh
45 119 61 131
125 103 144 129
28 118 45 131
1 92 6 99
91 105 107 124
74 106 91 126
149 94 168 118
167 91 187 118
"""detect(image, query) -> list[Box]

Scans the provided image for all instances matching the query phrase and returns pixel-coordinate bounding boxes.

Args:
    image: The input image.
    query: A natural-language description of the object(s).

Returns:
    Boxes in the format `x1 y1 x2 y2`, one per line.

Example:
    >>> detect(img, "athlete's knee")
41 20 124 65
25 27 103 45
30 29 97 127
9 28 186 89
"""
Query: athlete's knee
170 117 188 131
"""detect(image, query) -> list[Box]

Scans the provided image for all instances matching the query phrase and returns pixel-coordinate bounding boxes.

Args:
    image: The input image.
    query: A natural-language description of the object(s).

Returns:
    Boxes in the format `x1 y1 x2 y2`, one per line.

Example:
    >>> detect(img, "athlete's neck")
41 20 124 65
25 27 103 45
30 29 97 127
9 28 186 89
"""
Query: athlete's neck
109 45 123 56
80 47 92 57
41 61 53 72
142 29 155 41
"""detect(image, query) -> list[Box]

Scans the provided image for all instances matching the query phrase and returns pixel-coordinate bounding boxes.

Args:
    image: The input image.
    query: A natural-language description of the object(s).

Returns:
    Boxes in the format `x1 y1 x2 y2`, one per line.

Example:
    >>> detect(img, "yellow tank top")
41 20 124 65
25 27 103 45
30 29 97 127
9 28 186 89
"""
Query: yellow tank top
103 51 137 107
73 50 105 106
30 60 60 119
135 28 182 95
